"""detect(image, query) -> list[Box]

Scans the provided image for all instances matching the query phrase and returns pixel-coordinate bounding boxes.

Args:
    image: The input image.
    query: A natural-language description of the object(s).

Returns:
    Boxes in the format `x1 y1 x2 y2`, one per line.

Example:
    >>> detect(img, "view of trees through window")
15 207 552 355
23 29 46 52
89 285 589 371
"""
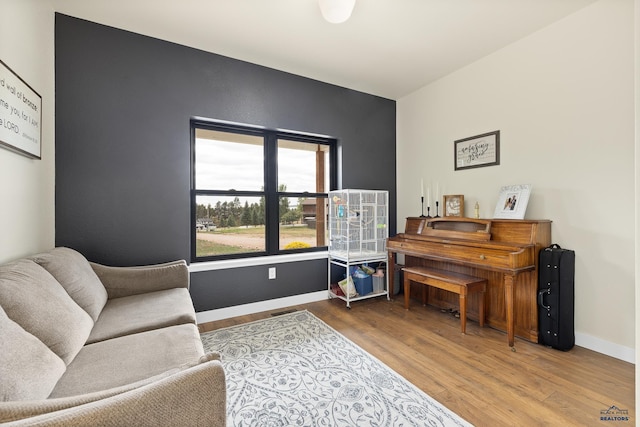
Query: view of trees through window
192 124 333 260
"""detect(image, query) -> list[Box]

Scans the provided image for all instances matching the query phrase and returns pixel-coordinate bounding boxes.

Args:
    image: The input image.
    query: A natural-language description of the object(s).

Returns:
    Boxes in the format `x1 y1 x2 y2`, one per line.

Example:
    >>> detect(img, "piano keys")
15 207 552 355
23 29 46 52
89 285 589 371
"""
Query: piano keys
387 217 551 348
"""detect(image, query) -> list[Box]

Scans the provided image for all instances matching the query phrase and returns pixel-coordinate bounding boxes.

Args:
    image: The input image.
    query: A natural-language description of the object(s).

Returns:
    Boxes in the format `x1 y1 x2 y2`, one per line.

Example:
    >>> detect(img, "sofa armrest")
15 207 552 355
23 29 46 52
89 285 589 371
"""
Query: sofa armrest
90 260 189 299
0 356 226 427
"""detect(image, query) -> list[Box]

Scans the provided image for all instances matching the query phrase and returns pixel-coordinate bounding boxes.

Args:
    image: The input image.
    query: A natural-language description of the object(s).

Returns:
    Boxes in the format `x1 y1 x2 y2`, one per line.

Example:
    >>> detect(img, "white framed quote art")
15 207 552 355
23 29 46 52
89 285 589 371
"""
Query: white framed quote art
0 59 42 159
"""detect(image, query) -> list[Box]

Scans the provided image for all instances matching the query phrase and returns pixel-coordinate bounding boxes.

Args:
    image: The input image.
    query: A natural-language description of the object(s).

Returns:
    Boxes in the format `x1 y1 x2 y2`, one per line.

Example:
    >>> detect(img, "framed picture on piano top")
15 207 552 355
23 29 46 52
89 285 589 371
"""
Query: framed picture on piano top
493 184 531 219
443 194 464 217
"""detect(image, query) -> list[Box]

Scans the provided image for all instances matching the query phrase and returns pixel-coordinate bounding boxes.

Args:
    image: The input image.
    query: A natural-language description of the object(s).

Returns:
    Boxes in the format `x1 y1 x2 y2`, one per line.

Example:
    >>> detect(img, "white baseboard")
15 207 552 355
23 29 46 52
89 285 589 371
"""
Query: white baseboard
196 293 635 365
196 290 328 324
575 332 635 364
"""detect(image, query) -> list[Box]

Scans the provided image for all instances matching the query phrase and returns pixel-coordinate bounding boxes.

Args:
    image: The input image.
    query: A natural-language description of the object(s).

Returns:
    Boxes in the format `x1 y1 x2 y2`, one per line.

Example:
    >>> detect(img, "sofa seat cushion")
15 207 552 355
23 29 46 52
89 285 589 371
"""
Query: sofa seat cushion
0 259 93 365
30 247 108 322
86 288 197 344
0 306 67 401
49 323 205 398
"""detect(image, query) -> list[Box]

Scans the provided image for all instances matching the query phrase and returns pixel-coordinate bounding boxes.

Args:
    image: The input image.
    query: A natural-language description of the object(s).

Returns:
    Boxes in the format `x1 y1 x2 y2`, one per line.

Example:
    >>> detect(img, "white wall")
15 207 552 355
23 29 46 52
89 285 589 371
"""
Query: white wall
398 0 635 362
634 0 639 410
0 0 55 263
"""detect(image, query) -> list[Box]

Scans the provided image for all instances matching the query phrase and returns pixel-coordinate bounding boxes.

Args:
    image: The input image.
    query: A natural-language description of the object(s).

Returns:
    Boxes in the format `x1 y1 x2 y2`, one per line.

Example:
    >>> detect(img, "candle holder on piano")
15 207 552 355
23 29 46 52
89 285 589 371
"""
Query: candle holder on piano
420 197 425 217
435 201 440 218
426 206 432 218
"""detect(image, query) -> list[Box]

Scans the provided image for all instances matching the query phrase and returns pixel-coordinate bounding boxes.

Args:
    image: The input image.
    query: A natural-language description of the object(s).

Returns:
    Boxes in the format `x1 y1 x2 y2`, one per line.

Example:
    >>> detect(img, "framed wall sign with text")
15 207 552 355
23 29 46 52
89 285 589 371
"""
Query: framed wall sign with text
454 130 499 171
0 59 42 159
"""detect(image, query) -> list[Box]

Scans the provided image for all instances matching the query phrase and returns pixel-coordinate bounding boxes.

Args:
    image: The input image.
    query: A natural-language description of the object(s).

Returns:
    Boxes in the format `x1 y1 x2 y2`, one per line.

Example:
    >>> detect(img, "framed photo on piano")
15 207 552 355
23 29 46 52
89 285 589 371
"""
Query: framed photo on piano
493 184 531 219
443 194 464 217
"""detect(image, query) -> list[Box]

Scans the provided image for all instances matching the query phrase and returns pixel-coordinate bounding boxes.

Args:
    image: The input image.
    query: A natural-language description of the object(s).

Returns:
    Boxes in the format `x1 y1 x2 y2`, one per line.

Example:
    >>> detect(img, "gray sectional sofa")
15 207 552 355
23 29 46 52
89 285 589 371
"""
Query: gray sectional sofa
0 247 226 426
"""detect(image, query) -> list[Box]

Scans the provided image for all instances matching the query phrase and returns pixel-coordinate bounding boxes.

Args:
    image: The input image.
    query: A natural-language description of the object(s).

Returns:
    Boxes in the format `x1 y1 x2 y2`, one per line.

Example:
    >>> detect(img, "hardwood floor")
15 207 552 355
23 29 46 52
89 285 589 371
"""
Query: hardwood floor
199 296 635 426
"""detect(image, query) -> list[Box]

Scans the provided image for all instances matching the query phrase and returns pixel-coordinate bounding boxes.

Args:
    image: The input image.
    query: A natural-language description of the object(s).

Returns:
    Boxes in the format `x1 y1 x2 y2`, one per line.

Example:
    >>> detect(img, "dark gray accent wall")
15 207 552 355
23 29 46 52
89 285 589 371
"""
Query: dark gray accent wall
55 14 396 311
190 259 328 312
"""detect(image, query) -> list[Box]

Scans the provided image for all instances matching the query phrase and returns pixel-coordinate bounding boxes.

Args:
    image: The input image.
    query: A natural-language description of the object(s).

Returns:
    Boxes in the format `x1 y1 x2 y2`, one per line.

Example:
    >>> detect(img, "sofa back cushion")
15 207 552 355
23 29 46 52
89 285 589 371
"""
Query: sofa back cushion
0 305 66 401
30 247 108 321
0 259 93 365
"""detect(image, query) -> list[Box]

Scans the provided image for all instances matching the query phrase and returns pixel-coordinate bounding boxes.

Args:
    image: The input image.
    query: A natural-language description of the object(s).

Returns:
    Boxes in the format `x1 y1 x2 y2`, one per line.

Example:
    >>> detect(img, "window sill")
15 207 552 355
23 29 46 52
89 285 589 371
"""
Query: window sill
188 251 329 273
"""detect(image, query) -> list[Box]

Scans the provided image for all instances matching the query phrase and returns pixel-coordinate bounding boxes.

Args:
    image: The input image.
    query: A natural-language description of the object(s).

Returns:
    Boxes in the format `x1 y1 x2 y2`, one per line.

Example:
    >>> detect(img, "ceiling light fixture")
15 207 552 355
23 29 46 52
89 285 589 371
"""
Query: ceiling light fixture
318 0 356 24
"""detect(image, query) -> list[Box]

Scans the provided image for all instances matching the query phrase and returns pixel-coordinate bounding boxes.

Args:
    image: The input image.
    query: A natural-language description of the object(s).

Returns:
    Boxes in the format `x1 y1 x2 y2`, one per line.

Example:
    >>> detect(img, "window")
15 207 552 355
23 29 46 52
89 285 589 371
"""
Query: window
191 120 336 261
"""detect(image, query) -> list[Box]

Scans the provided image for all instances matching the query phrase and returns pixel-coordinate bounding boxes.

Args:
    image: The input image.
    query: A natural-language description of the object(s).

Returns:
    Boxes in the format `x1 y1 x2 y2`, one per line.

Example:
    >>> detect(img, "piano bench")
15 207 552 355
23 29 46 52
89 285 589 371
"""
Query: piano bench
402 266 487 334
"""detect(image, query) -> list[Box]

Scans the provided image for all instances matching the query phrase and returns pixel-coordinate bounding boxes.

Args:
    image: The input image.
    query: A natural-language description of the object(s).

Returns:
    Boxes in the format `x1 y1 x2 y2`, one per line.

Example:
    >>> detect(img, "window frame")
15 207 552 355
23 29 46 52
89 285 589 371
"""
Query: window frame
190 118 337 263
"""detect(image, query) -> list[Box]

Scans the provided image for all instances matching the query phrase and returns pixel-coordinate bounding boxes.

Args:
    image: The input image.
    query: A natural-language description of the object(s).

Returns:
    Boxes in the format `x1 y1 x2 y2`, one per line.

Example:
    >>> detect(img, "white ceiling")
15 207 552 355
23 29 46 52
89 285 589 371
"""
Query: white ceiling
50 0 598 100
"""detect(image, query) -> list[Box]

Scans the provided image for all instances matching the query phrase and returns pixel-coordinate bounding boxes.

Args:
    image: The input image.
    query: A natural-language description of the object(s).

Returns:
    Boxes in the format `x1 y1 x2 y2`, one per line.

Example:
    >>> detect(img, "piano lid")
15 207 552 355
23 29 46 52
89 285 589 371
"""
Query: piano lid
405 217 492 242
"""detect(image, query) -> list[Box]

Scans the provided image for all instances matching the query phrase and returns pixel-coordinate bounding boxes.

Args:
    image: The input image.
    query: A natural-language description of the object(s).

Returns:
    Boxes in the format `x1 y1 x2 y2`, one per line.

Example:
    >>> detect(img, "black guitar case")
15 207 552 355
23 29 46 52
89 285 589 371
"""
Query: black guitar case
538 244 575 351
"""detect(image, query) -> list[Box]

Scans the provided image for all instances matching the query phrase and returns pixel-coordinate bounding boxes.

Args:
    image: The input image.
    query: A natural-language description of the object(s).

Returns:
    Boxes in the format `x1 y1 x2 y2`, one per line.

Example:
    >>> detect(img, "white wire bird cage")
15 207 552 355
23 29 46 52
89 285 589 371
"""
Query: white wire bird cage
328 189 388 262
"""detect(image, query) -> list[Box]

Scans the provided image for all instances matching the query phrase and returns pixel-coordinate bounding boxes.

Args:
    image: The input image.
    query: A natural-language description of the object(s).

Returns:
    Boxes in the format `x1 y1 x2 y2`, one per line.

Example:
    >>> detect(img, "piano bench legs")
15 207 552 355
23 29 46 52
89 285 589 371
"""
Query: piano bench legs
402 266 487 334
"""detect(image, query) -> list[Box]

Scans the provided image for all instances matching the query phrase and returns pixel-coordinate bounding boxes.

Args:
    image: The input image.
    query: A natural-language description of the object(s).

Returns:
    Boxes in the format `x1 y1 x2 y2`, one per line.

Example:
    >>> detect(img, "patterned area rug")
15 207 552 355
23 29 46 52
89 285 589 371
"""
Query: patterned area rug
200 310 472 427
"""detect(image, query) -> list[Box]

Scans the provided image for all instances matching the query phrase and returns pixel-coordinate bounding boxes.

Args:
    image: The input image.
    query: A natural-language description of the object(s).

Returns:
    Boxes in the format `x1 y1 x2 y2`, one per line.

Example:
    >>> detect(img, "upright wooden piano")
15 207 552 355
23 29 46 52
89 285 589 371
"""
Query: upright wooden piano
387 217 551 348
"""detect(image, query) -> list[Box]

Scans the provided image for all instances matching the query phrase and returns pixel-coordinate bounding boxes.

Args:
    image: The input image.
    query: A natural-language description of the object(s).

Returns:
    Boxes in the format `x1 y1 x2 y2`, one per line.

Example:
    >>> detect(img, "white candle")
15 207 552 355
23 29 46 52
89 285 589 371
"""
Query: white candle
427 187 431 207
421 179 424 198
435 182 439 203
